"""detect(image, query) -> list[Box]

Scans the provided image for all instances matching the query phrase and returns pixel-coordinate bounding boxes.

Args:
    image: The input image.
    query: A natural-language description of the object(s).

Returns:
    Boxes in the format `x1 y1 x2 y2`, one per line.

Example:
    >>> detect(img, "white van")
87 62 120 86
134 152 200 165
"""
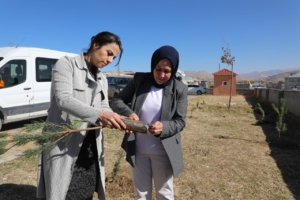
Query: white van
0 47 76 130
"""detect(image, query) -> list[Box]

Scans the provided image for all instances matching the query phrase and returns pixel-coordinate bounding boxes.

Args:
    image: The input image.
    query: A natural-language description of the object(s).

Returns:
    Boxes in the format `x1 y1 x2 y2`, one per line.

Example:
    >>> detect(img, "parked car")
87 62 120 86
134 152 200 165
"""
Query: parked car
107 76 132 99
187 84 206 95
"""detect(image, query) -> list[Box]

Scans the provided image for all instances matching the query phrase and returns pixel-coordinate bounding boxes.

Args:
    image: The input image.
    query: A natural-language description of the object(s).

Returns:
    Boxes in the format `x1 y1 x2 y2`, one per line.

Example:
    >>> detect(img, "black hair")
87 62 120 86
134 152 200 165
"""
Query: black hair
85 31 123 66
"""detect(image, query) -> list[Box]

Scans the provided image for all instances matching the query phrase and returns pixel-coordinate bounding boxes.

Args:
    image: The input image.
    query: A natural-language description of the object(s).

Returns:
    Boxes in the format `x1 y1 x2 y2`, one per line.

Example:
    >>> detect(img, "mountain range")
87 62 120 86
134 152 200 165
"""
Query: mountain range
184 67 300 82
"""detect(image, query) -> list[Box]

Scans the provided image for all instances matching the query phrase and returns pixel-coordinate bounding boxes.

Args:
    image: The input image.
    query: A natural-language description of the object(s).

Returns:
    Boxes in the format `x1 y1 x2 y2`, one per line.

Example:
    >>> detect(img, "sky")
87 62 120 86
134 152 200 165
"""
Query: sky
1 0 299 74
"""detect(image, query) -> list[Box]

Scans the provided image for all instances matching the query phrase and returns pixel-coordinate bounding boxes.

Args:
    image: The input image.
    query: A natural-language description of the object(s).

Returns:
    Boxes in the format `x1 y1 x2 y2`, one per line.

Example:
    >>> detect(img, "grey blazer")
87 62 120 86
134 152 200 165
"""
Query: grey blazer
110 72 188 177
37 53 110 200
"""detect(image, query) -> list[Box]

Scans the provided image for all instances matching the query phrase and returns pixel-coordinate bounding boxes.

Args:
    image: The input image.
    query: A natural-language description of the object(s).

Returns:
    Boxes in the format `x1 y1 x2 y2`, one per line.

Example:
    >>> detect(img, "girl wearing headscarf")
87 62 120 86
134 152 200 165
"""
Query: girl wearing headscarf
110 45 188 200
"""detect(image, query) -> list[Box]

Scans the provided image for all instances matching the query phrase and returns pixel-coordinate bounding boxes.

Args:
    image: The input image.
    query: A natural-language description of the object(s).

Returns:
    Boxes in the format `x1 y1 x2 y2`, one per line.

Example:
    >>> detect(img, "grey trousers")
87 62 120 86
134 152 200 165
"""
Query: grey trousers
131 151 174 200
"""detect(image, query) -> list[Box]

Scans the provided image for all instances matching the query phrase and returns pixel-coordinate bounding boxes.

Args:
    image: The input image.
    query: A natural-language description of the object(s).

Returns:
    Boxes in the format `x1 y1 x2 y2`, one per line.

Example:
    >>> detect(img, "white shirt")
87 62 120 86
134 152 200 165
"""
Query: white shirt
136 86 166 155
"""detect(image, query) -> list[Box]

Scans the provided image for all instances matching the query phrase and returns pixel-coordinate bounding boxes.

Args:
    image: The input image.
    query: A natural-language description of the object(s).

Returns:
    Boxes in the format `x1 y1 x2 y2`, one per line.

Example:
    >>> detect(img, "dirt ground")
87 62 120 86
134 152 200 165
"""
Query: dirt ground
1 95 300 200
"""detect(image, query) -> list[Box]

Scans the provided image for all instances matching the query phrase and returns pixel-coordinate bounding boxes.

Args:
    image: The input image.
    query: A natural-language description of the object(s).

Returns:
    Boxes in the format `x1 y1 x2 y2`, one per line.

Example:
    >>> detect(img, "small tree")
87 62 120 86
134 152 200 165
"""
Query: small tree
256 103 265 124
272 98 288 137
113 150 125 178
221 43 235 109
0 119 148 157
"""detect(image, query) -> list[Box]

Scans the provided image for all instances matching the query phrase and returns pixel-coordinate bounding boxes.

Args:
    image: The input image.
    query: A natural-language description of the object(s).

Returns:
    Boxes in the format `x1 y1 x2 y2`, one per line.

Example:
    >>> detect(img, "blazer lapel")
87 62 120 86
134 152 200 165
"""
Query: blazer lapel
95 71 104 94
75 53 98 84
161 80 174 121
74 54 99 104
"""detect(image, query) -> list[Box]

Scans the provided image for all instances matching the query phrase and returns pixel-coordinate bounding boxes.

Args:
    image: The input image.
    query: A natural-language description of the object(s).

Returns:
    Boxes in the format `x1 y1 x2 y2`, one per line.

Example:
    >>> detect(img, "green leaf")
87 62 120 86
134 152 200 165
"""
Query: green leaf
24 120 46 132
22 143 53 158
13 134 43 146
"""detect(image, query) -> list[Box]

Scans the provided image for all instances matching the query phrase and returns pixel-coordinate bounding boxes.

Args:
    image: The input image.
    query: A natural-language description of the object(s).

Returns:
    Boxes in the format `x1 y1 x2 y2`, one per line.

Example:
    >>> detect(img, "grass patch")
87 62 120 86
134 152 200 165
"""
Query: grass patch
1 95 300 199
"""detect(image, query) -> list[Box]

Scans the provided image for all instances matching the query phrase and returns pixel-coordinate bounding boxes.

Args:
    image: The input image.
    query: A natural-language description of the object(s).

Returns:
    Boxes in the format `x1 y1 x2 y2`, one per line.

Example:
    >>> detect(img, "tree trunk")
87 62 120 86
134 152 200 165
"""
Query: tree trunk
228 64 234 109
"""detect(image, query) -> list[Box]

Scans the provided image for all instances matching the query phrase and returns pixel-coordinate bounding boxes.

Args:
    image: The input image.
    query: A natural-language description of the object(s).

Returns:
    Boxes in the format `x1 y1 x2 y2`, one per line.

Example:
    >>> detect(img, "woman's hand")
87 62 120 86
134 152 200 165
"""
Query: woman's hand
148 121 163 135
98 111 126 130
128 113 139 121
124 113 139 133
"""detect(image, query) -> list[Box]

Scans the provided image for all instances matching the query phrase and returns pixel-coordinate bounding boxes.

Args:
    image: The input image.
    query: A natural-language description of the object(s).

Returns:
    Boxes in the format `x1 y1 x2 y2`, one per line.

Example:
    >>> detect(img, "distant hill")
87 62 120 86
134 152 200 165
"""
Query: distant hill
104 68 300 83
184 70 213 80
237 68 300 81
264 70 300 83
184 68 300 82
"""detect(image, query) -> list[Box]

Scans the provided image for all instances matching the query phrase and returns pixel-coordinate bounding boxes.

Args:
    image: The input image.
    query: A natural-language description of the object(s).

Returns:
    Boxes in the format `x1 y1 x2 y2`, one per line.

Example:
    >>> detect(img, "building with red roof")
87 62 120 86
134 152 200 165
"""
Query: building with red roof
213 68 237 96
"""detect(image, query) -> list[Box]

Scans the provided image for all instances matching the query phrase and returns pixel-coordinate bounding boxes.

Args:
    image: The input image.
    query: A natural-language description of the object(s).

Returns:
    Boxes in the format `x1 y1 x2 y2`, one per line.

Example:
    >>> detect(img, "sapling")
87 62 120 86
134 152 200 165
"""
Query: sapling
0 120 100 157
221 43 235 110
272 98 288 137
256 103 265 124
0 119 148 157
113 150 125 178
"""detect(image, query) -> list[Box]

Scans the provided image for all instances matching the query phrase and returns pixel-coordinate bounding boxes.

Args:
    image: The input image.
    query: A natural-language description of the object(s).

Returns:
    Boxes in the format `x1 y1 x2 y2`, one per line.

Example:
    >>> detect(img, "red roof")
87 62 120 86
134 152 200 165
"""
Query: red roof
213 68 237 76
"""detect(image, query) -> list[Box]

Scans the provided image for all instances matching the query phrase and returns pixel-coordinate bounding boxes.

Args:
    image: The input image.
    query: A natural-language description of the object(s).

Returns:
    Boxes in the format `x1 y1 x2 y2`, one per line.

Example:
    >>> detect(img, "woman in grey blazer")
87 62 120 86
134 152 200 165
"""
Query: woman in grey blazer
37 32 126 200
110 45 188 200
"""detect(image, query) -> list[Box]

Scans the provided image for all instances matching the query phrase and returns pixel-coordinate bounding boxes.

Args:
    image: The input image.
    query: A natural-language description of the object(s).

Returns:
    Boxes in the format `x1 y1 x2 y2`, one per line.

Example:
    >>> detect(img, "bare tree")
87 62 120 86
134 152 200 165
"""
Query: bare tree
221 43 235 109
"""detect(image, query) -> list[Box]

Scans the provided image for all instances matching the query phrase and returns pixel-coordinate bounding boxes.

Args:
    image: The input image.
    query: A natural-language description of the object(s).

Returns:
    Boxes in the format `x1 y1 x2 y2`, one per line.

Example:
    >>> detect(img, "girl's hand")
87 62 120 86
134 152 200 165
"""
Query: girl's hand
98 111 126 130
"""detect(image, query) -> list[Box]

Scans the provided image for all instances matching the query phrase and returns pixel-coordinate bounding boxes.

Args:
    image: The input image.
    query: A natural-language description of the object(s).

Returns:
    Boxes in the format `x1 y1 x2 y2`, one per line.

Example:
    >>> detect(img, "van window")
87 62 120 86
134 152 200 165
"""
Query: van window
36 57 58 82
0 59 27 88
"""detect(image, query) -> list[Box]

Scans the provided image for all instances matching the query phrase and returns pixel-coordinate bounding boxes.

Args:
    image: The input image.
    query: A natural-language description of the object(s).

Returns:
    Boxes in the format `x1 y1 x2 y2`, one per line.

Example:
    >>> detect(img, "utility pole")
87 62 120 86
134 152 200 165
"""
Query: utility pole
117 63 120 76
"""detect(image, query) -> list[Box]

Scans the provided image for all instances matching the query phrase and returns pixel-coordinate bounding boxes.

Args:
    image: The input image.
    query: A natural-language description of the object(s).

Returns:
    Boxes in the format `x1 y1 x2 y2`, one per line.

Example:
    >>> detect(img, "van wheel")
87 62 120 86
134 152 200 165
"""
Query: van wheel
197 90 202 95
